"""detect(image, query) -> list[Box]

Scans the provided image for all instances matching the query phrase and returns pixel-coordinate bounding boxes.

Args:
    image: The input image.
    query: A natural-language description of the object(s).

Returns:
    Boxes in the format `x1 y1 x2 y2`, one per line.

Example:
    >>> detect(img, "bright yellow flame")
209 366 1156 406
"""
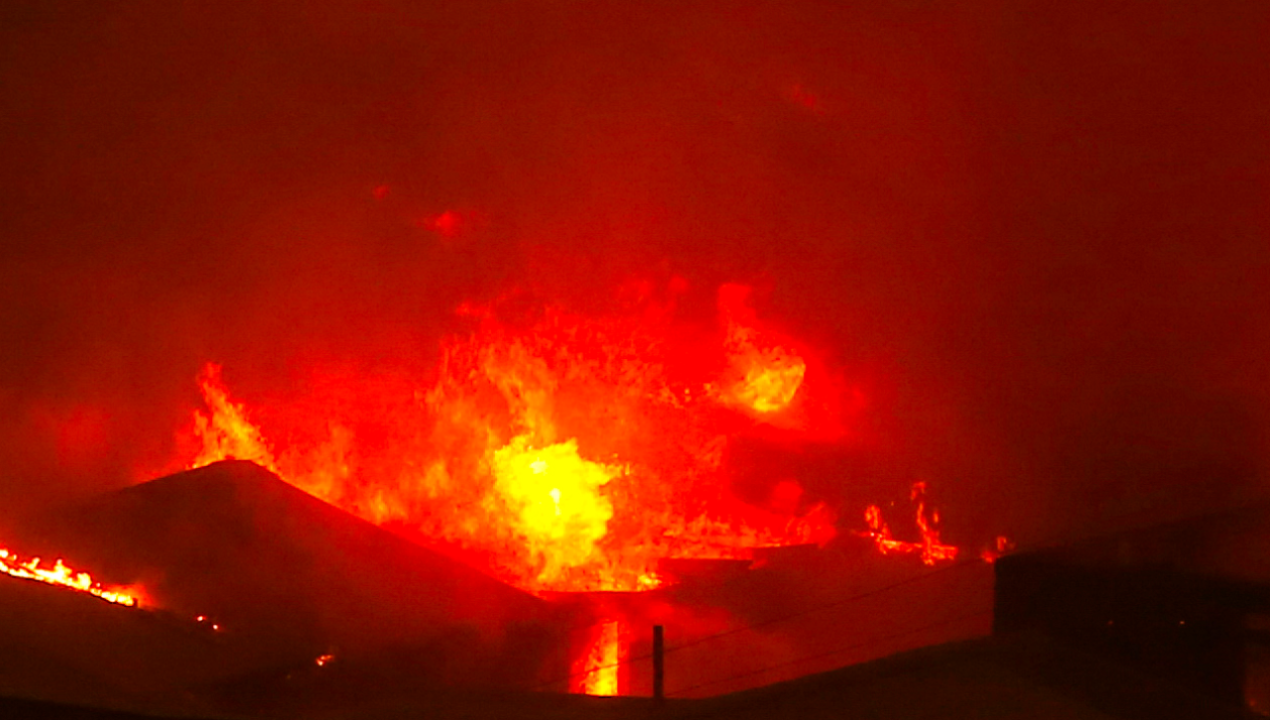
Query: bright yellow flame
575 620 622 696
489 436 620 586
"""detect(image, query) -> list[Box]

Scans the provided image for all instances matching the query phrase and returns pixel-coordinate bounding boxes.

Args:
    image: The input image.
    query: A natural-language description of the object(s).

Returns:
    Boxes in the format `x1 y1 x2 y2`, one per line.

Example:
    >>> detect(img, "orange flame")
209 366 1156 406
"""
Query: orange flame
489 437 621 587
980 535 1015 563
182 283 839 595
190 363 277 473
720 339 806 414
571 620 623 696
711 283 806 414
861 483 959 566
0 544 141 606
168 281 996 695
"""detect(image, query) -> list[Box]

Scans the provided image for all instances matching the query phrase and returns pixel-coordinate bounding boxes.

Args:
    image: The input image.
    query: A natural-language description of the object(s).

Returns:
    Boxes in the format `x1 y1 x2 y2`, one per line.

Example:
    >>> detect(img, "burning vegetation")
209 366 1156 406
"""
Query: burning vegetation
179 281 852 595
859 482 960 566
161 278 979 696
0 278 983 699
0 543 140 607
572 620 624 696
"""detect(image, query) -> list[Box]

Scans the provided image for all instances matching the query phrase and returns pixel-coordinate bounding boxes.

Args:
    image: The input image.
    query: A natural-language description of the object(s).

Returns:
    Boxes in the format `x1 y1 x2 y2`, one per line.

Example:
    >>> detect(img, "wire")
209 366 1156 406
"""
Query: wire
662 557 982 656
532 488 1238 695
648 500 1219 696
530 556 982 692
531 645 655 692
666 607 993 698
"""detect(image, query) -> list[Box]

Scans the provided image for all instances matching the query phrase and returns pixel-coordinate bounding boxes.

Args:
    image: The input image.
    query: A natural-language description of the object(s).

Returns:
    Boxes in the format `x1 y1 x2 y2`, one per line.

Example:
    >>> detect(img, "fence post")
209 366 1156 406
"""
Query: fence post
653 624 665 703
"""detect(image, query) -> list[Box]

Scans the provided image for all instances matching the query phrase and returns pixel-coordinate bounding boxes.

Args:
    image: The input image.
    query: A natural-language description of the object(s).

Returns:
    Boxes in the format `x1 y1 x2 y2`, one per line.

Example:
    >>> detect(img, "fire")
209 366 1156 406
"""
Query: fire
571 620 623 696
0 545 140 606
980 535 1015 563
719 337 806 414
489 437 621 587
712 283 806 414
162 278 1001 695
181 282 840 594
191 363 277 473
860 483 960 566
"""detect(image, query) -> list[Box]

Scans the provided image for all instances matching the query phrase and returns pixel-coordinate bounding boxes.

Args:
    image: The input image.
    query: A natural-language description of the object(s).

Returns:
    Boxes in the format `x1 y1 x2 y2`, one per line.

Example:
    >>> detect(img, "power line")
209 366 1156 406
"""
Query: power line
662 557 982 656
531 643 655 692
666 607 993 698
533 490 1224 695
531 557 981 691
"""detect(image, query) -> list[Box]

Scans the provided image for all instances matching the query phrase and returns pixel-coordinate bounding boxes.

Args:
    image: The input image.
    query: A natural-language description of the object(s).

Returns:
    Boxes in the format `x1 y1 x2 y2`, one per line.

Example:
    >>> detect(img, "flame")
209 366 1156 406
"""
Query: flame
181 282 840 594
167 280 999 695
572 620 623 696
861 483 960 566
315 653 335 667
980 535 1015 563
721 337 806 414
712 283 806 414
0 545 141 606
489 436 621 587
191 363 277 473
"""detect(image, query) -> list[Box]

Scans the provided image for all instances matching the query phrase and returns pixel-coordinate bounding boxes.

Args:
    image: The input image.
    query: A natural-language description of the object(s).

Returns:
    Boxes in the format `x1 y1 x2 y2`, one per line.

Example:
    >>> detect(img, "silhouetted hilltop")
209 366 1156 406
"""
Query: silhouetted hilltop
11 461 564 692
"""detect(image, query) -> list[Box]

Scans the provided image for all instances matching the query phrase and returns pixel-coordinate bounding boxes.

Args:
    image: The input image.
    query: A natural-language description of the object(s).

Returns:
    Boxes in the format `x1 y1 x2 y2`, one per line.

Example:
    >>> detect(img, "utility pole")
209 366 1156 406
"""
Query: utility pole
652 624 665 703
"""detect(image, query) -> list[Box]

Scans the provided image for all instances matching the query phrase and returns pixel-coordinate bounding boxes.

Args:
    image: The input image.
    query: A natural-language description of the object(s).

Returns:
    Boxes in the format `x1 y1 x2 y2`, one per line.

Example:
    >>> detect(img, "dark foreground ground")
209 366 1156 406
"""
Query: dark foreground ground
3 632 1257 720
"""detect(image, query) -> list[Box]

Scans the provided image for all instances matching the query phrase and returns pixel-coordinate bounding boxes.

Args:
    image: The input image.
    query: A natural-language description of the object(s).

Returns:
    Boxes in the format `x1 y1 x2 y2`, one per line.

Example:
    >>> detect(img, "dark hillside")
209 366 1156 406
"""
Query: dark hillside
11 461 564 691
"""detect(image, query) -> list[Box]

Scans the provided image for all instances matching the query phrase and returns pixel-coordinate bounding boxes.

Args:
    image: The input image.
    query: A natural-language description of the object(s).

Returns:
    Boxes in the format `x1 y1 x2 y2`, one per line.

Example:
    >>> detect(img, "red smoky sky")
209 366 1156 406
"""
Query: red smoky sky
0 1 1267 546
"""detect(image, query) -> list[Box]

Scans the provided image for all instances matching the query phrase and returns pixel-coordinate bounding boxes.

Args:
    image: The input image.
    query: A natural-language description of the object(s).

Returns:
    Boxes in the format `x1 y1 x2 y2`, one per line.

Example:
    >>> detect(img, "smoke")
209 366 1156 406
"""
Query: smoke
0 0 1267 555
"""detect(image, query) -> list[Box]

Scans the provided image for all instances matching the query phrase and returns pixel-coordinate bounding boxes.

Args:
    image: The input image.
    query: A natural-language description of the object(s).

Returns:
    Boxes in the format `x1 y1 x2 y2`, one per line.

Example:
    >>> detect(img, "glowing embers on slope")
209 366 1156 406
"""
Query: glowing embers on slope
0 544 141 606
860 483 960 566
181 281 839 594
571 620 624 696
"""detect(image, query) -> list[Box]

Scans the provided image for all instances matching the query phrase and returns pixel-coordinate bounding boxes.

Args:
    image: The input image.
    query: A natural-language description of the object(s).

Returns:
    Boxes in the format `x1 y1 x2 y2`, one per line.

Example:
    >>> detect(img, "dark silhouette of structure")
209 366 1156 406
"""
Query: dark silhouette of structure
994 504 1270 714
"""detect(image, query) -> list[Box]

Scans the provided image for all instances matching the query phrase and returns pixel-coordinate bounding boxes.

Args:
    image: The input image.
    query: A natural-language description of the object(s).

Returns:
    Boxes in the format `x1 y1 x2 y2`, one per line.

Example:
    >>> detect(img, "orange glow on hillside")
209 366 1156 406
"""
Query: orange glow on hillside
0 544 141 606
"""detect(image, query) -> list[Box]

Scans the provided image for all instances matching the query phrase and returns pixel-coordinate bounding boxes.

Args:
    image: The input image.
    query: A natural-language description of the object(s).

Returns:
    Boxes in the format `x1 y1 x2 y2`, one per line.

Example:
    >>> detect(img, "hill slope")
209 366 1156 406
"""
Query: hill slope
10 461 564 693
